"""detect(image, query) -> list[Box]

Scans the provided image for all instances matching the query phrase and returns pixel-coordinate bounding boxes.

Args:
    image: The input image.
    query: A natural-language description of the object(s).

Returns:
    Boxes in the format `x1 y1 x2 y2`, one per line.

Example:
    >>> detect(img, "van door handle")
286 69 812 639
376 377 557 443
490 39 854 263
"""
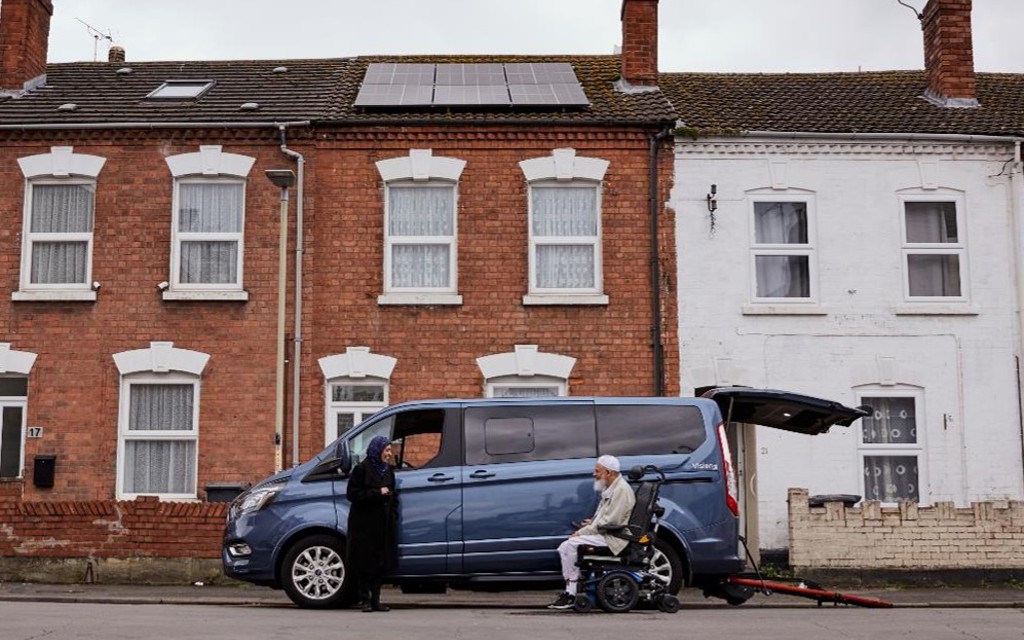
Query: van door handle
428 473 454 483
469 470 495 479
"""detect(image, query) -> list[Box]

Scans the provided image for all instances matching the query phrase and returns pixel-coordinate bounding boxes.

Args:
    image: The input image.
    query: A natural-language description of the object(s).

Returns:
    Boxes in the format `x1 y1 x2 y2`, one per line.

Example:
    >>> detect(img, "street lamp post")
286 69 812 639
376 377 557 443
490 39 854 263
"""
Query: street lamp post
265 169 296 472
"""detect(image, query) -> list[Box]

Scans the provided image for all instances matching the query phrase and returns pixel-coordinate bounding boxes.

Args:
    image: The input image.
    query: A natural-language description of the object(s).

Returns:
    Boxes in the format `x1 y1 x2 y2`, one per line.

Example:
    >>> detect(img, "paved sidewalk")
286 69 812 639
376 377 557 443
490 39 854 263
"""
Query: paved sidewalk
1 581 1022 609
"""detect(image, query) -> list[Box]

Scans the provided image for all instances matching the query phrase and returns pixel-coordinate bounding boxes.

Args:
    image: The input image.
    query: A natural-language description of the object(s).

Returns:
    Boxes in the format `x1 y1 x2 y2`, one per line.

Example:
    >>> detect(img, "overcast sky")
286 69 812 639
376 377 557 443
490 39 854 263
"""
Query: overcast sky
45 1 1024 73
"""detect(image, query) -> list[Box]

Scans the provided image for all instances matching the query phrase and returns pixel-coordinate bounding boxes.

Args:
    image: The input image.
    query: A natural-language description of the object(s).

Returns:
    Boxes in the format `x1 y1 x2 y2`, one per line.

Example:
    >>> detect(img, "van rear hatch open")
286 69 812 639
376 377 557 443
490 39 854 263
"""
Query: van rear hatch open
702 387 870 435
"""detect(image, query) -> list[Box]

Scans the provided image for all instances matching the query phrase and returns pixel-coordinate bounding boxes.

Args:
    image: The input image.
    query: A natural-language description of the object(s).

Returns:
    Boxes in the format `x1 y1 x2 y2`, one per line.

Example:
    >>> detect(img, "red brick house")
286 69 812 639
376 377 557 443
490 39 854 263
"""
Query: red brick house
0 0 678 578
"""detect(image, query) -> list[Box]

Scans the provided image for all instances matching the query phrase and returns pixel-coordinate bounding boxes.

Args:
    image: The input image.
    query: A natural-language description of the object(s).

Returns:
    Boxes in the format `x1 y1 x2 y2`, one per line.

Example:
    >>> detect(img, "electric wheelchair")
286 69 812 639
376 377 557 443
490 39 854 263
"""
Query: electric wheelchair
572 465 681 614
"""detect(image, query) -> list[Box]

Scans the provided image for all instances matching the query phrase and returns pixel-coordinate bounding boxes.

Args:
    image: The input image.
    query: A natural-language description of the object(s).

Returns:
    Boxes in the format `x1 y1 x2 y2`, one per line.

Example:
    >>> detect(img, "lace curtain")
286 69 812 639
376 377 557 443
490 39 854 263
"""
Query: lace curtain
753 202 809 298
29 184 94 284
861 397 919 502
532 186 598 289
389 186 454 288
905 202 961 296
178 183 243 284
123 384 196 494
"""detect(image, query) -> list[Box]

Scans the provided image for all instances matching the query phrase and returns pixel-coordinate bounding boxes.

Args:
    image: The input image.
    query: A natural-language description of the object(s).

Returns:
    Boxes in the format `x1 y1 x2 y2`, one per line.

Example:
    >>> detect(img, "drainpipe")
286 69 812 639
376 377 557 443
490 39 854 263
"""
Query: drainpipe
279 125 306 468
649 124 673 396
1011 140 1024 489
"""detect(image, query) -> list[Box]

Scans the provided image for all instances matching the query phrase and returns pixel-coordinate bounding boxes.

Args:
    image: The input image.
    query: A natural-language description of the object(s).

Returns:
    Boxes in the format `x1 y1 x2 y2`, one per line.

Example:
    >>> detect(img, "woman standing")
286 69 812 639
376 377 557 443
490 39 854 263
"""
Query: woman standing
346 435 399 612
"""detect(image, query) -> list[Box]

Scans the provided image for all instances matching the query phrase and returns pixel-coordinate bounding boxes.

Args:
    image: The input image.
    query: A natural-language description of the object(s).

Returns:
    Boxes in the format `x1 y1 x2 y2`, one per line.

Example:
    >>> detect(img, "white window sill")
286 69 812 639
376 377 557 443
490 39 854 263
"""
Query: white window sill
12 290 97 302
893 303 978 316
377 293 463 306
162 290 249 302
117 495 200 502
742 303 827 316
523 294 609 306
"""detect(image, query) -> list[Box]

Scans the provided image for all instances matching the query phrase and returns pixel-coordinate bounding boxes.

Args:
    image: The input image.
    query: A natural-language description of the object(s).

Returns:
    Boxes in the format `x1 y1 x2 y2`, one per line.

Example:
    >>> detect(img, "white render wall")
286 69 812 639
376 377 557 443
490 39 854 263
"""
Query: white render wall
671 137 1024 550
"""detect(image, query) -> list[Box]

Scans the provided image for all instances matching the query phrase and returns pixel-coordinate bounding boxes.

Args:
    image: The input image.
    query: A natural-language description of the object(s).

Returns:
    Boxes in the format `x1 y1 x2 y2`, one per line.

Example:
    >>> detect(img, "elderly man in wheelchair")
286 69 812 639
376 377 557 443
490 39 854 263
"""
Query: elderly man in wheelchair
549 457 681 614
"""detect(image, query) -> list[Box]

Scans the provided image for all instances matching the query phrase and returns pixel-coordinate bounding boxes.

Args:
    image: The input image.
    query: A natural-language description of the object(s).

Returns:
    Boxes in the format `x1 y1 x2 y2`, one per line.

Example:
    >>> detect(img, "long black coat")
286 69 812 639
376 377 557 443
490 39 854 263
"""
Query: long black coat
345 459 398 575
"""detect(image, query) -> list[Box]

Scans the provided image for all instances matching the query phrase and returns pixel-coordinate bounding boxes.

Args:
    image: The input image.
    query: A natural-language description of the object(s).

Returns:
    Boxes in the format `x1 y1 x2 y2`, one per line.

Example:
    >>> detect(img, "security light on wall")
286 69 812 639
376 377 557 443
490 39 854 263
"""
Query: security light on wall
706 184 718 213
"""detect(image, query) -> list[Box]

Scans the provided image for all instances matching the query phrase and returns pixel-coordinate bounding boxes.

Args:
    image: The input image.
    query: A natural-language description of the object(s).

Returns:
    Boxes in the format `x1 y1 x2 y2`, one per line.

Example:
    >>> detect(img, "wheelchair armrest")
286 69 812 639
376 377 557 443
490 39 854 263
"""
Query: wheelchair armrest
598 524 644 542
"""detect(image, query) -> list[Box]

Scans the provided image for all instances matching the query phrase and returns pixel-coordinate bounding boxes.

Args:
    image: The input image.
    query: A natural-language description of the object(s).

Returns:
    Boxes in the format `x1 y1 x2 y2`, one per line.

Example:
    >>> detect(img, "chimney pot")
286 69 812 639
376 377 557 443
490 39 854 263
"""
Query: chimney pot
921 0 978 107
108 45 126 63
620 0 659 88
0 0 54 93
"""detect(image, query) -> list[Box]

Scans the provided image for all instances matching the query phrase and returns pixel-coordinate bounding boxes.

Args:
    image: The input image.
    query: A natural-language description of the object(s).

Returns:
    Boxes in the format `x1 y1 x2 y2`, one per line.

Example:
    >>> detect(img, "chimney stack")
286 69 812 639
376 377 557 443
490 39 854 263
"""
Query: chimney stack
108 45 126 64
0 0 53 94
620 0 659 88
921 0 978 107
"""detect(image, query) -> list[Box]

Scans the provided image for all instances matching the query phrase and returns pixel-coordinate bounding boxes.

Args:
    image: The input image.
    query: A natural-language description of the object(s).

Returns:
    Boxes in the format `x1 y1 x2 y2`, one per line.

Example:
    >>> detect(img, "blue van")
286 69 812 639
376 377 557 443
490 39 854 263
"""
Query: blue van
222 388 867 608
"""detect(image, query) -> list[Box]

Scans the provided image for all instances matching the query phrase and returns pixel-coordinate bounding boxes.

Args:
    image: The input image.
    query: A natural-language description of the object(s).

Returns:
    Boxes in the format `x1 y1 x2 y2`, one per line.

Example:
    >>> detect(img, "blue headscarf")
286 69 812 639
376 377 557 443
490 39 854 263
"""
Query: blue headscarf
365 435 391 477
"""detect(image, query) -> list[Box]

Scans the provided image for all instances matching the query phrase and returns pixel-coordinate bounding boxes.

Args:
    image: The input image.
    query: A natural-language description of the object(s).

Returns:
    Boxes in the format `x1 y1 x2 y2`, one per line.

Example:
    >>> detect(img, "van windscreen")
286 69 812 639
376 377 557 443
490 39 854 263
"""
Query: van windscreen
596 404 706 456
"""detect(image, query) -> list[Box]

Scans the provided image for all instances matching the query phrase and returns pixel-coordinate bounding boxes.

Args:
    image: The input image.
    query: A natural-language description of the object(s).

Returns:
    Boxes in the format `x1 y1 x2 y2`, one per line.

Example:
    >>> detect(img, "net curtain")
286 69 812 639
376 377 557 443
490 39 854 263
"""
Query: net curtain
754 202 809 298
29 184 94 284
531 186 598 289
123 384 196 495
388 186 454 288
178 183 244 284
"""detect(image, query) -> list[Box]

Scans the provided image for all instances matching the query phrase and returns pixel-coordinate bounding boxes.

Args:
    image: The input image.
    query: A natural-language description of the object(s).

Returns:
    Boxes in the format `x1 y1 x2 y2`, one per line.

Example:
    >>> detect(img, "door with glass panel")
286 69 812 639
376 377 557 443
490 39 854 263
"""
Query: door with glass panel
0 377 28 480
326 381 387 443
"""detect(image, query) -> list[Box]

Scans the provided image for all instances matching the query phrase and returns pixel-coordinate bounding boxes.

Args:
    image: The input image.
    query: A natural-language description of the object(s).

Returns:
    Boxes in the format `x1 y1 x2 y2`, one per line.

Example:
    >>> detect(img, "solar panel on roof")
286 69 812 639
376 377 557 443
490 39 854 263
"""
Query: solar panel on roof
434 85 511 106
354 62 588 108
435 63 506 86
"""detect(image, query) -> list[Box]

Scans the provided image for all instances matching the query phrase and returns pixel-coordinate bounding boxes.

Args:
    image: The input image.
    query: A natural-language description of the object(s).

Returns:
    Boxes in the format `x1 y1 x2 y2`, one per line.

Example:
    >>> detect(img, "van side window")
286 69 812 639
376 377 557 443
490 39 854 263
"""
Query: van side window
465 404 595 465
597 405 706 456
393 409 448 469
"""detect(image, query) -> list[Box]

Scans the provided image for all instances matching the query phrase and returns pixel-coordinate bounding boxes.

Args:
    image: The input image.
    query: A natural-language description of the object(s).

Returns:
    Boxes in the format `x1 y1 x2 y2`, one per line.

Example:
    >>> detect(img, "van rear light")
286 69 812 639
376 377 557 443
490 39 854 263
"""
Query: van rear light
717 423 740 517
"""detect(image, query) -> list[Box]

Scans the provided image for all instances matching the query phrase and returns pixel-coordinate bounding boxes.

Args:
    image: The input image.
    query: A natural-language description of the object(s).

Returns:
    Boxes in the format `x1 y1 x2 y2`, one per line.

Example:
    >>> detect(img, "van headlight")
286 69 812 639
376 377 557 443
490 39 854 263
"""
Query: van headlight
231 485 283 519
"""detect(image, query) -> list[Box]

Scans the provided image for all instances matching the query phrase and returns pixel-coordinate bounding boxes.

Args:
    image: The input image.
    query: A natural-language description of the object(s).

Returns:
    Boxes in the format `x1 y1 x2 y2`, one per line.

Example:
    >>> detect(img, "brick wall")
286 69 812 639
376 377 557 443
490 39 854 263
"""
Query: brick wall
0 480 224 582
788 488 1024 569
620 0 659 86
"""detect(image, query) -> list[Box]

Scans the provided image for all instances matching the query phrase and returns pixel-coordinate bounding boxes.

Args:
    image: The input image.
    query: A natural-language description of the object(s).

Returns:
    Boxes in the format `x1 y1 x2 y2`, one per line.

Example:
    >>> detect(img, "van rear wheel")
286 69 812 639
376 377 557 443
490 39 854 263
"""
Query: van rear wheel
281 534 356 608
649 538 683 595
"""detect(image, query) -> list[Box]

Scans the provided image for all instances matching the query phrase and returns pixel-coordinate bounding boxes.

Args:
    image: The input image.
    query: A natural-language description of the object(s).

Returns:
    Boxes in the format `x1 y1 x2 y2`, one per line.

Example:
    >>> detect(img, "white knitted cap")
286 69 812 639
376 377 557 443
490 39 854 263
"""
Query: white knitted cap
596 455 621 473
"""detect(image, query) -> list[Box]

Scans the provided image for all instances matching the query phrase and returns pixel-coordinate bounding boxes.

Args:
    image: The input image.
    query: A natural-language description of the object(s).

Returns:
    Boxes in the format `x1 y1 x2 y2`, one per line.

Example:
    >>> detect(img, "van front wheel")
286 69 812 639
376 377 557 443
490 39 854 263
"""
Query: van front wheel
649 539 683 594
281 534 356 608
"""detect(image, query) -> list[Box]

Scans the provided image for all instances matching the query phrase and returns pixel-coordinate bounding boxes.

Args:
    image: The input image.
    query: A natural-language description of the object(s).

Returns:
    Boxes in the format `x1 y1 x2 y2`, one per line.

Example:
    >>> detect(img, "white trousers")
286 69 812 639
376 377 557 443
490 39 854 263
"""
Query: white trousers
557 534 607 592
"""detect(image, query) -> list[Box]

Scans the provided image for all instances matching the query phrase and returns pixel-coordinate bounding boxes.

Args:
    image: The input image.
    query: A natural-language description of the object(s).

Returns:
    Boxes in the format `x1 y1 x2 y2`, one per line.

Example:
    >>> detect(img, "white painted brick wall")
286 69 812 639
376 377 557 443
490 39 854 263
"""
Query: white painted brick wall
672 139 1024 552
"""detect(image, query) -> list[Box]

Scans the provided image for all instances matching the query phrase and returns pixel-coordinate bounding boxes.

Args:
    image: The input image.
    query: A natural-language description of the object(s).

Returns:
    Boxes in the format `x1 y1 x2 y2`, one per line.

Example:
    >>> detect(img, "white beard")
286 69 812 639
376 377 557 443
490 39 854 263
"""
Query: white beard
593 479 607 492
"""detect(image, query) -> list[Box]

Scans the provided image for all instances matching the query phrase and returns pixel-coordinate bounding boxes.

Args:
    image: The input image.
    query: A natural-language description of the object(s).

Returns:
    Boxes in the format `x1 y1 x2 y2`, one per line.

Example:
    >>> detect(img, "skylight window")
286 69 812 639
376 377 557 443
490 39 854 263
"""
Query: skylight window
147 80 214 100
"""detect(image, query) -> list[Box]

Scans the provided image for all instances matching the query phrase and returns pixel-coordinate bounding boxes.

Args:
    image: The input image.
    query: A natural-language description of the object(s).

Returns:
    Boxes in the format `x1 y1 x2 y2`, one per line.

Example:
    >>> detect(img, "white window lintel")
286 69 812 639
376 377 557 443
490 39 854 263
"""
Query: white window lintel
113 342 211 376
476 345 576 380
18 146 107 179
319 347 397 381
0 344 38 375
376 149 466 183
519 148 609 183
165 145 256 178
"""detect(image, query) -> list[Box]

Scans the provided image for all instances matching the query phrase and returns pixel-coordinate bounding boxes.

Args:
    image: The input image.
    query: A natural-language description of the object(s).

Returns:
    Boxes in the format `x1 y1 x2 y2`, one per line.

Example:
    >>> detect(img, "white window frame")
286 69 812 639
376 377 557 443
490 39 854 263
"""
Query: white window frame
382 180 459 295
749 195 818 303
526 181 605 299
116 372 200 501
324 379 389 444
0 392 27 480
855 388 927 505
899 194 968 302
170 176 247 293
14 147 106 302
485 375 567 398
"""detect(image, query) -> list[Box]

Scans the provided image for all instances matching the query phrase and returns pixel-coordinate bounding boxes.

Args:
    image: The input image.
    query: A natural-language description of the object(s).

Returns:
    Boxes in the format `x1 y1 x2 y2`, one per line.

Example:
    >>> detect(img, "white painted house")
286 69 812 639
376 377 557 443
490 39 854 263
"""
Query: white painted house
660 0 1024 554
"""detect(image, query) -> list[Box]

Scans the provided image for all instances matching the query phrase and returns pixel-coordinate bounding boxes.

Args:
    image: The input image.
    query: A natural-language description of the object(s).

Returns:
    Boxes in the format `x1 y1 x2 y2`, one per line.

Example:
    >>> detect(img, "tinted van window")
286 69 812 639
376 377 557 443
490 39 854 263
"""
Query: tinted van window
465 404 595 465
597 404 706 456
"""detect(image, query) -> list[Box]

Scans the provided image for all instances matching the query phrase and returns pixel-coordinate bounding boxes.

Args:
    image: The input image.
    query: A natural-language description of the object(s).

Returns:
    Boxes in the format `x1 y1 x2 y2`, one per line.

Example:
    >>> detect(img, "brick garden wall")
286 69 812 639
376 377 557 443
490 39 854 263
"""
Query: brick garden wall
0 481 225 583
788 488 1024 569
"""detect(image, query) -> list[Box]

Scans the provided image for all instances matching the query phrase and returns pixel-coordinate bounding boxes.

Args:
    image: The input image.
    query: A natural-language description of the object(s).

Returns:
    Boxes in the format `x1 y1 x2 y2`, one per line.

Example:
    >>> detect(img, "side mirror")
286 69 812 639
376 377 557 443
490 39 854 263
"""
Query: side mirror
339 440 352 476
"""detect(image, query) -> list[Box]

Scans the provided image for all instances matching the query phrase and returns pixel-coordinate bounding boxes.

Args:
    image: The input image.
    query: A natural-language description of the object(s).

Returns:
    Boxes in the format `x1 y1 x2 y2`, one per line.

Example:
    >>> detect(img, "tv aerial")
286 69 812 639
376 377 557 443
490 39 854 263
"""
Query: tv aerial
75 17 115 62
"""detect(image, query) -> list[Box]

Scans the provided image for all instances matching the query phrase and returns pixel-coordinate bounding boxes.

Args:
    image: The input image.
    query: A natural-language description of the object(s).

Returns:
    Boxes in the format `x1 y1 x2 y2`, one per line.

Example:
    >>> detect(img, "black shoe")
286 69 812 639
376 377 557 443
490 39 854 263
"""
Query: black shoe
547 592 574 610
361 602 373 612
372 603 390 612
